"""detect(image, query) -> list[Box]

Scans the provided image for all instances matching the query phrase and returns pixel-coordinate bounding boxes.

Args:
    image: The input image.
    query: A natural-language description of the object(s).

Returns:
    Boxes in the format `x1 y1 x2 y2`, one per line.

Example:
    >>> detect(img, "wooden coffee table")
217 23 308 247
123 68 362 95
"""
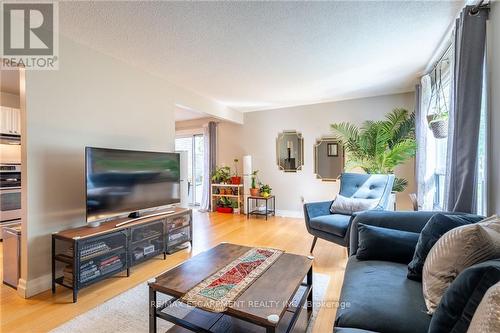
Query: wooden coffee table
148 243 313 333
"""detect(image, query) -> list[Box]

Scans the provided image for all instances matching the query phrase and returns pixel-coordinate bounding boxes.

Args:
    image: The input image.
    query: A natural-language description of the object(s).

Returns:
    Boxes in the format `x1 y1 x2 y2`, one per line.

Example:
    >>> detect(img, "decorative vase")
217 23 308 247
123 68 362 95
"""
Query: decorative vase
216 207 233 214
250 188 260 197
231 176 241 185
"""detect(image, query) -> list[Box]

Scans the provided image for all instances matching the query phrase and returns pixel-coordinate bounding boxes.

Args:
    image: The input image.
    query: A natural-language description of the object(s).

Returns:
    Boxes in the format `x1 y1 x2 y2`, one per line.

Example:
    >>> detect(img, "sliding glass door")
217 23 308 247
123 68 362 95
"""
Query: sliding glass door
175 135 205 206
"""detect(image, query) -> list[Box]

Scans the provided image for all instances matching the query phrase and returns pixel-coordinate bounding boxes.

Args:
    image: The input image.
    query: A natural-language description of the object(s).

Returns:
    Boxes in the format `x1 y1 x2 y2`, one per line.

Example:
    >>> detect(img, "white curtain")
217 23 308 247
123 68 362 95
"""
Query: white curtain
199 124 211 212
416 74 436 210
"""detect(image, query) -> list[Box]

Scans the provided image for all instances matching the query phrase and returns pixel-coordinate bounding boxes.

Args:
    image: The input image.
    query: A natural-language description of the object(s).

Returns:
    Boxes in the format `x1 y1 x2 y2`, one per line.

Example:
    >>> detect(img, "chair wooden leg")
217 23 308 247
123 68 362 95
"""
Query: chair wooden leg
310 236 318 253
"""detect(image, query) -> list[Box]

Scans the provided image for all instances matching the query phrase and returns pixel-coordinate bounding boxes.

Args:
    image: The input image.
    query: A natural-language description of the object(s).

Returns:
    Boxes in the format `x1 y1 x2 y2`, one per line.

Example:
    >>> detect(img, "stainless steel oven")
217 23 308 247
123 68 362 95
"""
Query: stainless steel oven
1 164 21 223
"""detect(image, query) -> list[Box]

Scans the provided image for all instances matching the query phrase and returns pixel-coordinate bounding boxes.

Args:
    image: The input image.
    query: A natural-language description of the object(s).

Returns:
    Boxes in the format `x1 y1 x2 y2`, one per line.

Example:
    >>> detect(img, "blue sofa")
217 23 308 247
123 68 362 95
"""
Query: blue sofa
334 210 499 333
304 173 395 252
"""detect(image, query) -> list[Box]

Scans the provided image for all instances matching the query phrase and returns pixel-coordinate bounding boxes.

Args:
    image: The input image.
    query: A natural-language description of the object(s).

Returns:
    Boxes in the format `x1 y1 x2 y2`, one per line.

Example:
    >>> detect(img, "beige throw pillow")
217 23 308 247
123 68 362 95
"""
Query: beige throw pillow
422 215 500 314
467 281 500 333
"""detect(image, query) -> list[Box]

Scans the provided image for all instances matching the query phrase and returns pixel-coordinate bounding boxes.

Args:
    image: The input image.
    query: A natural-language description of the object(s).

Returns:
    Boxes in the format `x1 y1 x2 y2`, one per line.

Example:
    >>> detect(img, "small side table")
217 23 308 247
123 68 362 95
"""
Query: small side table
247 195 275 220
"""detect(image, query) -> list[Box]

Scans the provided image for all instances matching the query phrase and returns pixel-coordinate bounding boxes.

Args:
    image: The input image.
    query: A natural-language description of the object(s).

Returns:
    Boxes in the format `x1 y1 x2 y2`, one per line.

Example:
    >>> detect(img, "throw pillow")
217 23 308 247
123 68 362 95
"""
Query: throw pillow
356 223 420 263
428 260 500 333
467 281 500 333
407 213 484 281
330 194 379 215
422 215 500 314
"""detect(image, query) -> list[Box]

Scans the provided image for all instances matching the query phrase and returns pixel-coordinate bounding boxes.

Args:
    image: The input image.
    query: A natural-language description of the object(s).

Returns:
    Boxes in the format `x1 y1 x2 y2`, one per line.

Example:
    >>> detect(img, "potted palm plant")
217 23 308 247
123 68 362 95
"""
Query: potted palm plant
331 108 417 193
250 170 260 197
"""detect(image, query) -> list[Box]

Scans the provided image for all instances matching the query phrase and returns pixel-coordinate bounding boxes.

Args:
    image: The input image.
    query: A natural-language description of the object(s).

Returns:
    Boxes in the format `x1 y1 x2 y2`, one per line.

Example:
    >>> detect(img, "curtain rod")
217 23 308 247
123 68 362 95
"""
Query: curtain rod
470 0 485 15
424 0 488 75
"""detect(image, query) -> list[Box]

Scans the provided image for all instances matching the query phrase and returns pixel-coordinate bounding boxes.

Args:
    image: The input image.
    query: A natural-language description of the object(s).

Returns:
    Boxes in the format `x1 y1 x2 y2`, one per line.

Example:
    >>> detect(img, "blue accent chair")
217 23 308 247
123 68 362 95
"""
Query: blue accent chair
303 173 395 252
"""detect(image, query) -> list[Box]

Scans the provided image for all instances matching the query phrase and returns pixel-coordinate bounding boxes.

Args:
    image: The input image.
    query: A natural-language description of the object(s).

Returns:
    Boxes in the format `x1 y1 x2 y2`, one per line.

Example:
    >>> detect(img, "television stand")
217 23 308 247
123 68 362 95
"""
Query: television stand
51 207 192 302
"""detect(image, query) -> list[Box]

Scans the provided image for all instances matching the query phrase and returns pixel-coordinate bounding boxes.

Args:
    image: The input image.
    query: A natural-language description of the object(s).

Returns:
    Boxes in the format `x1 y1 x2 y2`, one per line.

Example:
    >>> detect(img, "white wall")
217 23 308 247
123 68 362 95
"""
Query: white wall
489 2 500 215
217 92 416 216
21 36 241 297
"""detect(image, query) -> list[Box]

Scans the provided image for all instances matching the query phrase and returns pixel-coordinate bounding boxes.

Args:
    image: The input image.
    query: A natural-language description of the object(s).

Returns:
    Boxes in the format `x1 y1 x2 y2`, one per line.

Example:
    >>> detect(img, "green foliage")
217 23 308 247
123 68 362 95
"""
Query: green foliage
217 196 233 207
251 170 259 189
212 166 231 183
392 177 409 193
331 108 416 192
233 158 239 176
427 112 449 123
259 183 272 194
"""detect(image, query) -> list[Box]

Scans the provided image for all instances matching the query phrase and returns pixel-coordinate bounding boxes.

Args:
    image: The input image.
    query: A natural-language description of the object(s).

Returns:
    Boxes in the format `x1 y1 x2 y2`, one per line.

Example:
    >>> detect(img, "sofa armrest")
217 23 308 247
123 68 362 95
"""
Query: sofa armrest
349 211 439 256
304 201 332 220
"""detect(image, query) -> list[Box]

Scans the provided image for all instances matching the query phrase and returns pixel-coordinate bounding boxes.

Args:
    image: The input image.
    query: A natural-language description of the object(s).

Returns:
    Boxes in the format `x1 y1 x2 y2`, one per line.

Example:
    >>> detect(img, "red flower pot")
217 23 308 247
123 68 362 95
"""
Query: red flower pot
231 176 241 185
216 207 233 213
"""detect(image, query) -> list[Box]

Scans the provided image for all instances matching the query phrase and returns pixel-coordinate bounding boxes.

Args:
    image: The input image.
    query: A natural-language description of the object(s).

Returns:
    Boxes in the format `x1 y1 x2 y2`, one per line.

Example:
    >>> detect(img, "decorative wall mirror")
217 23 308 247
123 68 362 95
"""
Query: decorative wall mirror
276 131 304 172
314 137 345 181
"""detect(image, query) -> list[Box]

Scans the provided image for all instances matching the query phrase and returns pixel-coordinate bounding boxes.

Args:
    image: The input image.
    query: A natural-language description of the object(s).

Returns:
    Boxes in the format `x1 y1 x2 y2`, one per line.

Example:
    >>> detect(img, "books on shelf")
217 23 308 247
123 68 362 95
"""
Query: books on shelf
78 254 123 283
63 265 73 286
80 241 112 260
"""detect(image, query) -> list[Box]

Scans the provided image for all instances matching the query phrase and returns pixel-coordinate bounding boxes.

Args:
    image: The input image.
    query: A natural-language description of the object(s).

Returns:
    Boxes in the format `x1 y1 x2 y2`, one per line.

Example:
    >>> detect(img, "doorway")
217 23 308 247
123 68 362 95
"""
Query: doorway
175 134 205 206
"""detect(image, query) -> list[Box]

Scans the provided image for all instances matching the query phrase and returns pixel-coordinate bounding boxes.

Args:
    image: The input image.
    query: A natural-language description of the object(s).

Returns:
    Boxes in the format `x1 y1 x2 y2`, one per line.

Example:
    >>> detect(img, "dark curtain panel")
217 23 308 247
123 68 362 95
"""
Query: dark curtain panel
446 6 488 213
208 121 217 209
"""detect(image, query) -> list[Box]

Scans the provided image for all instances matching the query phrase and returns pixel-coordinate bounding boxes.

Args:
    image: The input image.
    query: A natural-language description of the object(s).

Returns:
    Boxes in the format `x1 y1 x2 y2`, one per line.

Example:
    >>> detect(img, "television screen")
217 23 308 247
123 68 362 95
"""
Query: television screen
86 147 180 223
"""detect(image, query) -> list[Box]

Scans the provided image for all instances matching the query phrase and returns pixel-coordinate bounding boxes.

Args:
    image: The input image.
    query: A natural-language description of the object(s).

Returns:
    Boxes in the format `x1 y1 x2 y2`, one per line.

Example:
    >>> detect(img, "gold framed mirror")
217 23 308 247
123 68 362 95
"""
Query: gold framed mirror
276 131 304 172
314 137 344 181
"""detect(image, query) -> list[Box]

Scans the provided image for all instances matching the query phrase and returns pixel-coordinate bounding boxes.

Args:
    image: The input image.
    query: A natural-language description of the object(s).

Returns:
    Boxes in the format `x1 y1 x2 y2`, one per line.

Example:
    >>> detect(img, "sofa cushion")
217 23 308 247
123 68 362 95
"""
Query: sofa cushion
309 214 351 237
467 280 500 333
407 213 483 281
428 260 500 333
357 224 419 263
330 195 379 215
423 216 500 313
335 257 430 333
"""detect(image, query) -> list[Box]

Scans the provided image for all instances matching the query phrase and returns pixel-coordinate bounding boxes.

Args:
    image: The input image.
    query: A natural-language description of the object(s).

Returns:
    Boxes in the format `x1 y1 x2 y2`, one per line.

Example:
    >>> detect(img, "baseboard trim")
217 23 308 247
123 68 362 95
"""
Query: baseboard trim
275 210 304 218
19 274 52 298
17 278 27 298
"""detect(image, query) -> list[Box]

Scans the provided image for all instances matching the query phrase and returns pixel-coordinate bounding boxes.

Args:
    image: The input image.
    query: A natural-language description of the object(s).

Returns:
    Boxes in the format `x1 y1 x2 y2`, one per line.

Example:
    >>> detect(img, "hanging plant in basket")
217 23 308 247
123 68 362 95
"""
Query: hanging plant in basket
426 64 449 139
427 112 448 139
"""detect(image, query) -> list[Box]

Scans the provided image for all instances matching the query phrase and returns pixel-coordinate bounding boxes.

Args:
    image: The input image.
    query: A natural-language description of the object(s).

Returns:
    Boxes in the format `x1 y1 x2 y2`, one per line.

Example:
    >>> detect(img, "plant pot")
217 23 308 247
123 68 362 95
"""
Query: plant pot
427 117 448 139
261 192 271 198
250 188 260 197
233 208 240 214
216 207 233 214
231 176 241 185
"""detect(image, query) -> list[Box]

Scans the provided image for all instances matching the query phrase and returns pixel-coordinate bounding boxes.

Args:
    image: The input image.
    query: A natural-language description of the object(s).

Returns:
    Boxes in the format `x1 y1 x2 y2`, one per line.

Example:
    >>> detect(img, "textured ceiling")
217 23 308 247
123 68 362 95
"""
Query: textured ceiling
59 1 464 112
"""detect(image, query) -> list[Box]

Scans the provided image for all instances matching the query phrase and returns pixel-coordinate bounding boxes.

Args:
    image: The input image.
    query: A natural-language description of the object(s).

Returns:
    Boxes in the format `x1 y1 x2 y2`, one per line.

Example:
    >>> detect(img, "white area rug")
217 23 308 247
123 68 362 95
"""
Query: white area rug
50 273 329 333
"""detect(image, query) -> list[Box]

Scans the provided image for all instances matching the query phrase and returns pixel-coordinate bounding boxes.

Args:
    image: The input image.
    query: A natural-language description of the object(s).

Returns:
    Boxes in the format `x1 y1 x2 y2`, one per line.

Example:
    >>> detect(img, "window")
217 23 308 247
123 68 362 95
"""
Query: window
175 135 205 206
428 49 452 210
476 60 488 215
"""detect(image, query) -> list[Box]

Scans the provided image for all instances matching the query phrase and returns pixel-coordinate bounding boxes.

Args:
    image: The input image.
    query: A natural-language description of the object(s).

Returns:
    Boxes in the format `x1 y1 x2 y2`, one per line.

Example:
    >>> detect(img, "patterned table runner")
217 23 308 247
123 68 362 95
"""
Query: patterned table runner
180 247 284 312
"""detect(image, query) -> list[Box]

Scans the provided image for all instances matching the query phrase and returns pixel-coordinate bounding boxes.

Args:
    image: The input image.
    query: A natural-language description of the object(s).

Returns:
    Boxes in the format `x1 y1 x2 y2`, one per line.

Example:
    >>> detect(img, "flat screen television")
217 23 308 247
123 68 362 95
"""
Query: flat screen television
85 147 180 224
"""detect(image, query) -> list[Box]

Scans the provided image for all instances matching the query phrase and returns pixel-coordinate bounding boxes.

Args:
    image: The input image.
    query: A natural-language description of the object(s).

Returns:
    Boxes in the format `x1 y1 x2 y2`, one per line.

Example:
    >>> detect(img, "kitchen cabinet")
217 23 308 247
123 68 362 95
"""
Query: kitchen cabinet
0 106 21 135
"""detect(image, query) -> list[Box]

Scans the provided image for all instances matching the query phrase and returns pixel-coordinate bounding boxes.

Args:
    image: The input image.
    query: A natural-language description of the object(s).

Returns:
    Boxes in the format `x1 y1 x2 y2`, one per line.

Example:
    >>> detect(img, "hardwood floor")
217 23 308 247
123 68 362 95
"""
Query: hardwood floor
0 211 347 333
